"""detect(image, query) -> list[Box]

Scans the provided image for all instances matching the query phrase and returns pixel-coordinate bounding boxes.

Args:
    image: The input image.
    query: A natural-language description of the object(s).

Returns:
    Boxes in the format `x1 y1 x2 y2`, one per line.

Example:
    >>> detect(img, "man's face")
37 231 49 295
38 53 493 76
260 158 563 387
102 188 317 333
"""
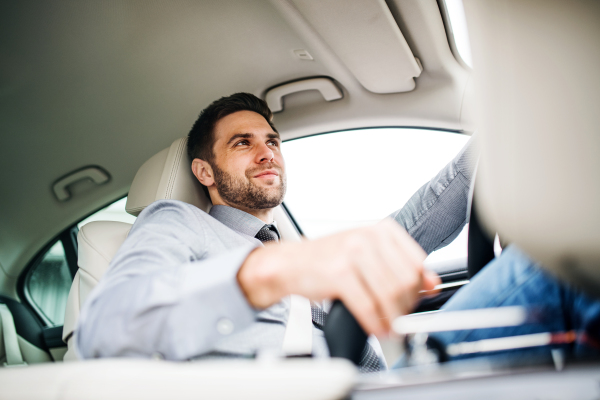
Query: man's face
210 110 286 210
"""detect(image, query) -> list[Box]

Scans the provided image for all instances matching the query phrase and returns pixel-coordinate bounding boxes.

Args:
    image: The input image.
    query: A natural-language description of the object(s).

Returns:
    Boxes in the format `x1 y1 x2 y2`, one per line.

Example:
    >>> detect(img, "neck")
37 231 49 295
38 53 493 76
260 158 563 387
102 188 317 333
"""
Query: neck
232 204 274 224
210 194 274 223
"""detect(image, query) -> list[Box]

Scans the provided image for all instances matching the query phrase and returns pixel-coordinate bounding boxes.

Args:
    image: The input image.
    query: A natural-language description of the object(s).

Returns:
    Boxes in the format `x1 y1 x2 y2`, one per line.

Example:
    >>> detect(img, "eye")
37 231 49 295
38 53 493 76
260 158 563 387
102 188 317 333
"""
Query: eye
234 140 249 147
267 140 279 147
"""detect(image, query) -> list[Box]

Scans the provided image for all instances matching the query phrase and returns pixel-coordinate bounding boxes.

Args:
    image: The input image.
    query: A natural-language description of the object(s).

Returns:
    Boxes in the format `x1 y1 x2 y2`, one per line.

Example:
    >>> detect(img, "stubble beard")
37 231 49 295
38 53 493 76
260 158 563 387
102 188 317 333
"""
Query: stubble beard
212 163 287 210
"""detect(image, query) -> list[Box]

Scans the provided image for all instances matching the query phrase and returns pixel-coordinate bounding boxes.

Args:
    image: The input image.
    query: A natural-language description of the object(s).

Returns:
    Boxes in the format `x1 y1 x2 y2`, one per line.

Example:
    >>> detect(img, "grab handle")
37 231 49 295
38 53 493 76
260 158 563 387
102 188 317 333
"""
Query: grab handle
52 166 110 201
265 77 342 113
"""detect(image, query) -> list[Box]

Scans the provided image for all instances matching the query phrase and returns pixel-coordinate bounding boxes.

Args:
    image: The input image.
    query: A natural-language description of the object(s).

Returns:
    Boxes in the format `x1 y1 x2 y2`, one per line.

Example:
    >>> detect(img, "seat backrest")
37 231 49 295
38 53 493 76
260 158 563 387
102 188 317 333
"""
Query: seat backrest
62 221 132 349
0 298 53 365
125 136 211 216
63 137 301 357
464 0 600 295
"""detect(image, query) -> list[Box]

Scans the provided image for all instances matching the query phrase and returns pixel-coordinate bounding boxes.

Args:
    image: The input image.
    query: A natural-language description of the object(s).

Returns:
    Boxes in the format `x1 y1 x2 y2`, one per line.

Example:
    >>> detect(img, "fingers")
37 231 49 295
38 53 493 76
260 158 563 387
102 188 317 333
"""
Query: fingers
336 269 388 336
378 219 427 265
371 222 427 313
346 222 428 333
422 269 441 291
351 240 398 331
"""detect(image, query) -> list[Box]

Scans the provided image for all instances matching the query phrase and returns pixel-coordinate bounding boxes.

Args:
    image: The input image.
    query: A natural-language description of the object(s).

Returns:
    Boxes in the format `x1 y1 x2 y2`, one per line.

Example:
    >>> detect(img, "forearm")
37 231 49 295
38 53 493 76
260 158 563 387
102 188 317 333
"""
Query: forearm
237 245 290 309
389 136 479 254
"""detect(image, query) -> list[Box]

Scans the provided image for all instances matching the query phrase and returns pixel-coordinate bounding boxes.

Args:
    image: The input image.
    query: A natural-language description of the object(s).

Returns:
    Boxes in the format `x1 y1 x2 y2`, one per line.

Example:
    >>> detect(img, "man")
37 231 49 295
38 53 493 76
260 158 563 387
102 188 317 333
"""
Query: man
76 93 440 372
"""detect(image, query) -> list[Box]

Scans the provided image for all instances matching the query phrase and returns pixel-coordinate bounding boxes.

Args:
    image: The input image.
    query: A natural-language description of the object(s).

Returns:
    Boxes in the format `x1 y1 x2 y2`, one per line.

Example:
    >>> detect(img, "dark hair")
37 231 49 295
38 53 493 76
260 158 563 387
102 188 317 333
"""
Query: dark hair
187 92 277 165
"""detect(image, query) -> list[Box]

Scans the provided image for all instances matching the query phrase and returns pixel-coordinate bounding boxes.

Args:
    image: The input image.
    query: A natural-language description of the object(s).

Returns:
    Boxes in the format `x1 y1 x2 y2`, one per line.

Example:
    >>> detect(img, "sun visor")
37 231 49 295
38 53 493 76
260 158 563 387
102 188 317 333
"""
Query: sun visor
289 0 422 94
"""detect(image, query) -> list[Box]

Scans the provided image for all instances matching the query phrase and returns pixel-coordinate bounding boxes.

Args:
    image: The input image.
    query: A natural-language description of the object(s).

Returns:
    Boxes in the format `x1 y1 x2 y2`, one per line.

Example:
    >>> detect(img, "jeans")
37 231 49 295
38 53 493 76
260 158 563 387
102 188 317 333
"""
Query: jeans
397 246 600 367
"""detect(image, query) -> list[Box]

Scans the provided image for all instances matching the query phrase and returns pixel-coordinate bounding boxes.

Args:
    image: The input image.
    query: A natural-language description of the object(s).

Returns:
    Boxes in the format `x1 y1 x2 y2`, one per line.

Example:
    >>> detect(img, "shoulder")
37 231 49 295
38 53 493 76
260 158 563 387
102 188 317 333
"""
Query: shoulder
132 200 215 232
139 199 204 216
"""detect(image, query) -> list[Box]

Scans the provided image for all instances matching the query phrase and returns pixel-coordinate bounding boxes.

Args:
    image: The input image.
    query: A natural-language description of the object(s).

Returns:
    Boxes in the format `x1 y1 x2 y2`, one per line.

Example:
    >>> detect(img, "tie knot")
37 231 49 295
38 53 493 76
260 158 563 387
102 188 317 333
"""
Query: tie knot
255 224 280 243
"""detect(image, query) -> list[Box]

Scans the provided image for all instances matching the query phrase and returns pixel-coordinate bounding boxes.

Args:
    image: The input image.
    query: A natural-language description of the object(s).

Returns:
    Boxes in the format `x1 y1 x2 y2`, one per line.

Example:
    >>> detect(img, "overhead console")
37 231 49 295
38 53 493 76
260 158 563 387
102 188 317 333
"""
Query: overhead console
287 0 422 94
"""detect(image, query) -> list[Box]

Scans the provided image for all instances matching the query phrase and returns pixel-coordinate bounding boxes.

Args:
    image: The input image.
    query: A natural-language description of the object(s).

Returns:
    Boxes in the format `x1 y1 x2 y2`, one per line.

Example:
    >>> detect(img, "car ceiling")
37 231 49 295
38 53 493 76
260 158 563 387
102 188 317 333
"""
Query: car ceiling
0 0 471 297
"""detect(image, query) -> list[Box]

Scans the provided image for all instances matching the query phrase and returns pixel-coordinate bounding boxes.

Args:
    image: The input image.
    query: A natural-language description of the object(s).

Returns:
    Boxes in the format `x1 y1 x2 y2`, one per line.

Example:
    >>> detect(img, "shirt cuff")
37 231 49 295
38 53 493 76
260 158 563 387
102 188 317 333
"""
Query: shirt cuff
166 245 260 359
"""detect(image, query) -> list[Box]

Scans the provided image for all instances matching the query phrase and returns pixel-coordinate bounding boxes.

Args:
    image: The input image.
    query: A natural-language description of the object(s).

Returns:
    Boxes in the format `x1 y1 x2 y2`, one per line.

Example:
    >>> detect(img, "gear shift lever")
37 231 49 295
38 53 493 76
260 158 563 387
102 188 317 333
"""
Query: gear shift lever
323 300 368 365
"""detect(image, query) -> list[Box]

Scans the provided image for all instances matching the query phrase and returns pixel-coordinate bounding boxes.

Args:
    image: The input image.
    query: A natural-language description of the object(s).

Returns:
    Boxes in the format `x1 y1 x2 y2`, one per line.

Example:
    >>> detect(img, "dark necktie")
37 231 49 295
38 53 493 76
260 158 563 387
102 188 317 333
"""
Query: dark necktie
254 225 383 372
255 224 280 243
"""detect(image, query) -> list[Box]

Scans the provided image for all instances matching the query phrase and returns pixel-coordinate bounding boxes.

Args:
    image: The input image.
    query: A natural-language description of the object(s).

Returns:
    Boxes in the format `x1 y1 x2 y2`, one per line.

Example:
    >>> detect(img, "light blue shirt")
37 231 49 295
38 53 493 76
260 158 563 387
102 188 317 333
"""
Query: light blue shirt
76 203 329 360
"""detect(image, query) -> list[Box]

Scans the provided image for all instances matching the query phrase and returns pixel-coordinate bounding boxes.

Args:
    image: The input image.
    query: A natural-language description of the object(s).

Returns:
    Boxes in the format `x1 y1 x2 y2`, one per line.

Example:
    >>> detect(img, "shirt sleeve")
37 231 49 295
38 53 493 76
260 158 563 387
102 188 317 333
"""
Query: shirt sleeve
389 135 479 255
75 201 259 360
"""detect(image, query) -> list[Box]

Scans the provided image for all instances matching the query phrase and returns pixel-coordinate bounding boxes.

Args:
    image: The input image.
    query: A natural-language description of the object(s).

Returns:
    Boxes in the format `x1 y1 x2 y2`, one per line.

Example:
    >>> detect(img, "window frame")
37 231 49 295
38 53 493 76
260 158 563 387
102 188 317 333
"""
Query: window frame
280 202 305 237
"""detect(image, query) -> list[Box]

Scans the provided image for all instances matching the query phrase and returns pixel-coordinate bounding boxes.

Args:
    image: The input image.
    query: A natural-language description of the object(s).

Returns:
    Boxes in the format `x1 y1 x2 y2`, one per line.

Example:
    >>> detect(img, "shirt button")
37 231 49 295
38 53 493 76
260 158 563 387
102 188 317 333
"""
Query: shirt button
216 318 234 335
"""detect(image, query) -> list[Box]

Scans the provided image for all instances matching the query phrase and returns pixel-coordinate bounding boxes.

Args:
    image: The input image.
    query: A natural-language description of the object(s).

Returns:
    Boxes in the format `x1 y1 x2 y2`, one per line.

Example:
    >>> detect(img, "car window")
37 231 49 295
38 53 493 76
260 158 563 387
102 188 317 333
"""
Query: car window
25 241 72 326
282 128 470 265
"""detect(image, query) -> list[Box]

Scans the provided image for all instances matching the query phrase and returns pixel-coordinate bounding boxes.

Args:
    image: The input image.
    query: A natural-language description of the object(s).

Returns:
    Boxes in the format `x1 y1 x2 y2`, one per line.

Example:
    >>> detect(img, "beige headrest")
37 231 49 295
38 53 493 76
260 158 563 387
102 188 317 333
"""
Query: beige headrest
126 137 211 216
464 1 600 295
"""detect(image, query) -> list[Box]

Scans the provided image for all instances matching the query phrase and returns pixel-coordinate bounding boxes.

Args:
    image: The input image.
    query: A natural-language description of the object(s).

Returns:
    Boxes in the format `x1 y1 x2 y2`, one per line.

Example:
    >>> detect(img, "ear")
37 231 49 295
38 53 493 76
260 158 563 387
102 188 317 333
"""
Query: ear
191 158 215 187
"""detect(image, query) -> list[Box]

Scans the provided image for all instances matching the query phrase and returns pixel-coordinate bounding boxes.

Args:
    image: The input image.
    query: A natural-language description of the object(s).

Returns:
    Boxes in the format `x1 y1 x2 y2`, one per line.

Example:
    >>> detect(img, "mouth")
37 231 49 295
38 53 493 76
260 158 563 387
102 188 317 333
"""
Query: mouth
253 169 279 179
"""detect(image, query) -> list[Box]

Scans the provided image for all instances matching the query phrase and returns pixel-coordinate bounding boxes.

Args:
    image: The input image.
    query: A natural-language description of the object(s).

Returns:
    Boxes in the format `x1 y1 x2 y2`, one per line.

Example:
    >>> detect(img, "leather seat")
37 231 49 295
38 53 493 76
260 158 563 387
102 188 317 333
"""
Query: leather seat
0 297 53 365
62 222 132 360
463 0 600 295
62 137 300 359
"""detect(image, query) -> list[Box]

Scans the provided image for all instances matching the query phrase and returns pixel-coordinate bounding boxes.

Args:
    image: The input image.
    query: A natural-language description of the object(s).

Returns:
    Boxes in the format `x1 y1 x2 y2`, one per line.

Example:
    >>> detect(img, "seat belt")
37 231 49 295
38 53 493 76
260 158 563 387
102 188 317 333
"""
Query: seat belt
0 304 27 367
281 295 313 356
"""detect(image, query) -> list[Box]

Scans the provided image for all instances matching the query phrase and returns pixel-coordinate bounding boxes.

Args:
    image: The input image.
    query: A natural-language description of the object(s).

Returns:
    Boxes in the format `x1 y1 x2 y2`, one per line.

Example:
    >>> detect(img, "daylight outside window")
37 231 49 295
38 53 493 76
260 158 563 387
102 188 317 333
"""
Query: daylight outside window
282 128 470 265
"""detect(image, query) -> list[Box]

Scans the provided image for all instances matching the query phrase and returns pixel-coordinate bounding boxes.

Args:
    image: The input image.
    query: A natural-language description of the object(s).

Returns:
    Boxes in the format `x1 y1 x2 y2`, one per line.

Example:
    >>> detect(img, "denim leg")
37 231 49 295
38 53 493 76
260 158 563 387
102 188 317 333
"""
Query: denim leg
401 246 600 365
566 280 600 358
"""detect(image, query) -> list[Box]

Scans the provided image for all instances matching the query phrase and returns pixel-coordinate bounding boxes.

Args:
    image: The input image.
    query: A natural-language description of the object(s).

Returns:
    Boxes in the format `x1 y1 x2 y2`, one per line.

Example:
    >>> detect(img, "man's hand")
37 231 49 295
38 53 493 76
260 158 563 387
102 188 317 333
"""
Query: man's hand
237 219 440 336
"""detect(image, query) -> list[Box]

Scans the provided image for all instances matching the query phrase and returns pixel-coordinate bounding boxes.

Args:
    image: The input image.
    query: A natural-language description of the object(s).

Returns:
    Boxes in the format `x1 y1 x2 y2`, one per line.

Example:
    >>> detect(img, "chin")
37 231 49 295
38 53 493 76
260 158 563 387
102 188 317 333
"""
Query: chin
255 181 280 189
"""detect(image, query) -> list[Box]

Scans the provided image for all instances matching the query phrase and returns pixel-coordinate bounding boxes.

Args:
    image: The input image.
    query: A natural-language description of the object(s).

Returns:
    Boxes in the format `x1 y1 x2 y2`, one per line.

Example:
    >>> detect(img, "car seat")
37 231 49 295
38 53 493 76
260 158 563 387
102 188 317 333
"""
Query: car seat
0 296 52 366
463 0 600 295
62 137 301 359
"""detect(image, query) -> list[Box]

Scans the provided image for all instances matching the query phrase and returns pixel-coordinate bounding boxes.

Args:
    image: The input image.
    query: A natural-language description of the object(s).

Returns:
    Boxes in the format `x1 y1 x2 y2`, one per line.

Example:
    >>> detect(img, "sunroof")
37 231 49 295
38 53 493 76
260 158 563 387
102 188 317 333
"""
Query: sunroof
444 0 473 68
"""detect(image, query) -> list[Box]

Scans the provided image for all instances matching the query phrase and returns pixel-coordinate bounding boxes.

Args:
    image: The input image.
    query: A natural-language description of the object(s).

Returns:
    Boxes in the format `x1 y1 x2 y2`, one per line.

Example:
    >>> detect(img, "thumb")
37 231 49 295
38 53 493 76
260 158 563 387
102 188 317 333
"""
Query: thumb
422 269 441 292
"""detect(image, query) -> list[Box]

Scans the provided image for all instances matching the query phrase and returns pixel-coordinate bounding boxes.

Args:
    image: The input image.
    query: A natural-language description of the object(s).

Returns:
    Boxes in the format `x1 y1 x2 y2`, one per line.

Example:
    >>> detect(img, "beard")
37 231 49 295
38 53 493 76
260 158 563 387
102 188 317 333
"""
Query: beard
212 162 287 210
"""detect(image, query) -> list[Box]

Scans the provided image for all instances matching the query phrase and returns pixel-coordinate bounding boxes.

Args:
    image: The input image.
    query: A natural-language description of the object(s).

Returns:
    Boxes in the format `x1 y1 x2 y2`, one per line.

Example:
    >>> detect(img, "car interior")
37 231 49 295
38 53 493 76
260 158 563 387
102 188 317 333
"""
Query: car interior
1 0 599 399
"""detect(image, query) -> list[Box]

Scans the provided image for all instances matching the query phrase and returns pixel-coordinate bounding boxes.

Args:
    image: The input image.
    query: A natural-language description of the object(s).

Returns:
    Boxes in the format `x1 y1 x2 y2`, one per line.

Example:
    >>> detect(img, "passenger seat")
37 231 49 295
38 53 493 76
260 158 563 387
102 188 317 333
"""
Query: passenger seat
0 296 52 366
0 303 25 366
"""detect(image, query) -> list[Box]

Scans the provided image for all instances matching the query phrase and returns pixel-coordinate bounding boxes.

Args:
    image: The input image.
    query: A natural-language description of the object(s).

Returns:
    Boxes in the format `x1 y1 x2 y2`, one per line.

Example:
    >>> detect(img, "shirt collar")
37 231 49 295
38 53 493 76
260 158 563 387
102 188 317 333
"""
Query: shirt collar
209 205 279 239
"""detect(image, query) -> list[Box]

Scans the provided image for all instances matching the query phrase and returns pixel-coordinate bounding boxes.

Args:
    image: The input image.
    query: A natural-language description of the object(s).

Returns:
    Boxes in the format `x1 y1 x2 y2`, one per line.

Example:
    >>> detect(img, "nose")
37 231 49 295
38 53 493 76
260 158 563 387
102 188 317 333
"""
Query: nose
256 142 275 164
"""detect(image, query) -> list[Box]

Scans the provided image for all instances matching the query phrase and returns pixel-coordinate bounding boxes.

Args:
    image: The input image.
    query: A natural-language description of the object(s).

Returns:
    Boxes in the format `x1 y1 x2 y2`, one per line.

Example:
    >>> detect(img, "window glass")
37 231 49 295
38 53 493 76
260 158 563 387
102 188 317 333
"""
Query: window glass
25 241 71 326
78 197 136 229
282 128 470 265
